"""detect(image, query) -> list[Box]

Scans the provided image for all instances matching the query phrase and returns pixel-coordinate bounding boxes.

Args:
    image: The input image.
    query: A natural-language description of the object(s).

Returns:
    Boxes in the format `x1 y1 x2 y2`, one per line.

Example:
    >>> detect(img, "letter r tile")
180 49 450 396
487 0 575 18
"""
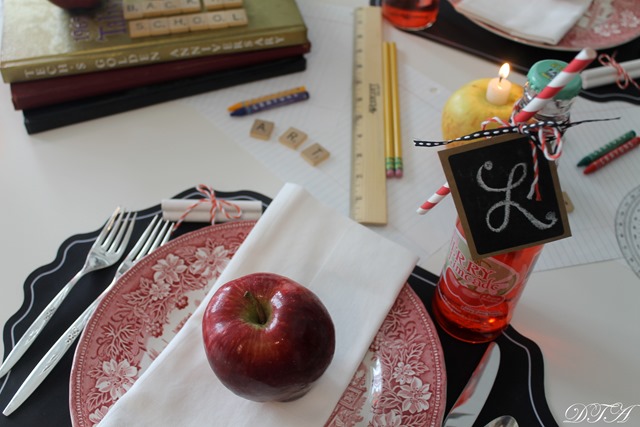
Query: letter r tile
278 127 307 149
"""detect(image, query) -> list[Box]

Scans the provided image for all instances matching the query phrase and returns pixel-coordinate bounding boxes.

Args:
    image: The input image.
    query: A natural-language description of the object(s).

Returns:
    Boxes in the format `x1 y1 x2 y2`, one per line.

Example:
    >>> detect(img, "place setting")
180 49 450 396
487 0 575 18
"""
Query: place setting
0 182 563 427
374 0 640 105
1 1 638 426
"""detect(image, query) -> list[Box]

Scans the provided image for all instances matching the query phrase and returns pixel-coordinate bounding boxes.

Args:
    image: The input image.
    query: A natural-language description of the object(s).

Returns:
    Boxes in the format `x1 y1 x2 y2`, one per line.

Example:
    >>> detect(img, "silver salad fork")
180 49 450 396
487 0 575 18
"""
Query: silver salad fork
0 207 135 380
3 215 173 416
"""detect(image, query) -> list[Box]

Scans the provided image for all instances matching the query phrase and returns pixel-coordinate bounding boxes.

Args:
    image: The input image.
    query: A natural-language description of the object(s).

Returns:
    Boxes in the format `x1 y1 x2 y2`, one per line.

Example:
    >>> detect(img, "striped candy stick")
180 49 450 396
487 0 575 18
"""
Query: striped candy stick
416 48 597 215
416 182 449 214
512 48 597 123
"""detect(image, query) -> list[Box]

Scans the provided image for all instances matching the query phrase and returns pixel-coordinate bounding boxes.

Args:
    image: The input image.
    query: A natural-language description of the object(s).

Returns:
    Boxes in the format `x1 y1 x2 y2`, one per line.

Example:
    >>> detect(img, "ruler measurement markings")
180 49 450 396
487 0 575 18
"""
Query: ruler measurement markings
350 6 387 225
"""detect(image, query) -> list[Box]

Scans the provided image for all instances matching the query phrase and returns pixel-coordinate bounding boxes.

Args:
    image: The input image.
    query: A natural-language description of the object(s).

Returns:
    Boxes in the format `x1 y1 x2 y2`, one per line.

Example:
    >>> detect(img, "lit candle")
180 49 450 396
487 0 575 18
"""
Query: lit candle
486 63 512 105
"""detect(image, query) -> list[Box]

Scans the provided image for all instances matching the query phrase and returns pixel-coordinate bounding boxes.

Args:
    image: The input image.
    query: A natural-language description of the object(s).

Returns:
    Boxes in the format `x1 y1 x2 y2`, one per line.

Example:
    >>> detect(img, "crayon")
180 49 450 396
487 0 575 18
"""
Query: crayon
230 90 309 116
583 136 639 174
577 130 636 166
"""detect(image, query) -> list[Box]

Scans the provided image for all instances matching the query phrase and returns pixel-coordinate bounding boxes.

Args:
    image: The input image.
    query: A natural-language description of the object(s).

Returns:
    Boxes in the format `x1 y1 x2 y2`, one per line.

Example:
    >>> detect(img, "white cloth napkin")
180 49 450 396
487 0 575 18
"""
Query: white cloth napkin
97 183 418 427
456 0 592 45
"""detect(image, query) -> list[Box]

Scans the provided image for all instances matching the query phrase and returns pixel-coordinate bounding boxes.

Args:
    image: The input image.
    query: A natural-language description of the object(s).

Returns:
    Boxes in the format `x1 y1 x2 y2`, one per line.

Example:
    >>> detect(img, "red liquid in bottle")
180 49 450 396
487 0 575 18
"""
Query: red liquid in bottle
382 0 439 31
432 218 543 343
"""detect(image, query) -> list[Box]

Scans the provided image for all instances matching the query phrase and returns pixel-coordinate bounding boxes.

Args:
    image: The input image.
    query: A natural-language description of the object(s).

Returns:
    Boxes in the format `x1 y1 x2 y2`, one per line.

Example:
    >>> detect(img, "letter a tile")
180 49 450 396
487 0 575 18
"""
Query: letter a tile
250 119 275 140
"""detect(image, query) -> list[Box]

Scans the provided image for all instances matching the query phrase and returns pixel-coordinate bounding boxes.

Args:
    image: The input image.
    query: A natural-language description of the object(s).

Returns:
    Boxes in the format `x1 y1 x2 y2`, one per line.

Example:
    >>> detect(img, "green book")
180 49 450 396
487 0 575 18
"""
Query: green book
0 0 308 83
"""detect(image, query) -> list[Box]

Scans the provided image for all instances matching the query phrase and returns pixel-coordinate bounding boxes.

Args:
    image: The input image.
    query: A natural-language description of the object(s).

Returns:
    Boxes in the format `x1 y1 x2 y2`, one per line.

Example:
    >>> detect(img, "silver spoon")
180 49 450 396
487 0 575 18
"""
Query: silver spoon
485 416 518 427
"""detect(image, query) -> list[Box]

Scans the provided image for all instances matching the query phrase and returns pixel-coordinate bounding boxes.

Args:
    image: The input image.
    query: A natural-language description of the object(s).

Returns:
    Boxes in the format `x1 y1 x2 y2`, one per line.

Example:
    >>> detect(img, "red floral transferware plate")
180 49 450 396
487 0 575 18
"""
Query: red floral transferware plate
69 221 446 427
326 285 446 427
449 0 640 51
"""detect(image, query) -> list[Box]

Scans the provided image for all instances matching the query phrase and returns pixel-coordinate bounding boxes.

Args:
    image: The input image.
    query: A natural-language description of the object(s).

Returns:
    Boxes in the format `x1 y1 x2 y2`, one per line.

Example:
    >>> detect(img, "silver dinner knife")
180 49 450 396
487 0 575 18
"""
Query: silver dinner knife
443 342 501 427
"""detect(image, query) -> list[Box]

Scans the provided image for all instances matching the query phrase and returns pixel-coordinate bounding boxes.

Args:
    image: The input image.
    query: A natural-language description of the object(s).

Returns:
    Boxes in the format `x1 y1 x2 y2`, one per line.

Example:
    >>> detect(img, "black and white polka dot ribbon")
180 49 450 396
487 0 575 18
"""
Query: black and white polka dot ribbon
414 118 614 158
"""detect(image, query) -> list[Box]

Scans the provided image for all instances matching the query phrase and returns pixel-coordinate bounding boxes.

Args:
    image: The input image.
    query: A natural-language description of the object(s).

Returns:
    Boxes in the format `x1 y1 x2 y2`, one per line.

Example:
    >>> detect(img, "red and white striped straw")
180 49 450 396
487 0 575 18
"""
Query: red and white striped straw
512 47 597 123
416 48 598 215
416 182 449 214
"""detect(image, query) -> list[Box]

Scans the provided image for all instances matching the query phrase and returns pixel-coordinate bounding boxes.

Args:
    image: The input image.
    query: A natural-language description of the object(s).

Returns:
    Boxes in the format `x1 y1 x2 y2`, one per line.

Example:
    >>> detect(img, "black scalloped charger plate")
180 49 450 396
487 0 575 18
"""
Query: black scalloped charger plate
0 187 557 426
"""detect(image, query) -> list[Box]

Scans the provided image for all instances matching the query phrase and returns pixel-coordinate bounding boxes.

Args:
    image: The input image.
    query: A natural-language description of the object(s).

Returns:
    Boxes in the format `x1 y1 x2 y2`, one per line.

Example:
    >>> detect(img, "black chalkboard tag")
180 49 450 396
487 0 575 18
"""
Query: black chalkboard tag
439 133 571 260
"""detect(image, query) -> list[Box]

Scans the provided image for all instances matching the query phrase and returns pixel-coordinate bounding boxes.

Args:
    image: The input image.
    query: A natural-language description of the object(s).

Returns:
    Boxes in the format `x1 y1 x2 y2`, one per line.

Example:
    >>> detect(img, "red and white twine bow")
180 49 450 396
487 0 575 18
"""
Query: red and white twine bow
481 113 564 201
172 184 243 232
598 53 640 91
414 117 617 201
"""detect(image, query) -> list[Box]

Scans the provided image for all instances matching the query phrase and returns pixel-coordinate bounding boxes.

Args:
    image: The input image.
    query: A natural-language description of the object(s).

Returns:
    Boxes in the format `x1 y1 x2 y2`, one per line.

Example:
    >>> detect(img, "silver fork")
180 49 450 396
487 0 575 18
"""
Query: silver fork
2 216 173 416
0 207 135 380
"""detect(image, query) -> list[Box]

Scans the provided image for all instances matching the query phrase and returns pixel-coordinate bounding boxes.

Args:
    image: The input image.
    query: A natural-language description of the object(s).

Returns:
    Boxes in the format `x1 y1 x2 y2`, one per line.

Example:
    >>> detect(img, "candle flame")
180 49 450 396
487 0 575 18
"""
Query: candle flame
499 63 510 80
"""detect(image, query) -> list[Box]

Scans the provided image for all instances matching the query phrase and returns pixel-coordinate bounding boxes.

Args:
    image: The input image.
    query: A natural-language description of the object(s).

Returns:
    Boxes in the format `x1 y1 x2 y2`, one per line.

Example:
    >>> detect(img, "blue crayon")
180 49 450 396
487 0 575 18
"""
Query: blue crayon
230 91 310 116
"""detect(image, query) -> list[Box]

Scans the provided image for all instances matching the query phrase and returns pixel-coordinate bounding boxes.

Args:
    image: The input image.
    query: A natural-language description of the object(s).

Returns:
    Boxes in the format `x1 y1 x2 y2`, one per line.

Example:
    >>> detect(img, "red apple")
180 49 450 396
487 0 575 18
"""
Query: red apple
47 0 101 10
202 272 335 402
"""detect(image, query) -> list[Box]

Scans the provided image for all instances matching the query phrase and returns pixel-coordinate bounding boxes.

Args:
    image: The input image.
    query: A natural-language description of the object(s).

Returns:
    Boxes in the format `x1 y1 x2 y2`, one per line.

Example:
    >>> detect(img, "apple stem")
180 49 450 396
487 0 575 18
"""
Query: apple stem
244 291 267 325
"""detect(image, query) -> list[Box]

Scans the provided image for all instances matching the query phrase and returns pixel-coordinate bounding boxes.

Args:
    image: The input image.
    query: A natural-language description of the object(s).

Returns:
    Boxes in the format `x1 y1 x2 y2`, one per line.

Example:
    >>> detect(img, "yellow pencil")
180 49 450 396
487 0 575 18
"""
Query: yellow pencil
388 42 403 178
382 42 394 178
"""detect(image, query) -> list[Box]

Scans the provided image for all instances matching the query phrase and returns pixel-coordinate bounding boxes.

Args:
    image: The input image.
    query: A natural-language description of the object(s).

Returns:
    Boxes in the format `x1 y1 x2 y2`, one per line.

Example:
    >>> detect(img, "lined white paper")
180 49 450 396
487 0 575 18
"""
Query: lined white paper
184 0 640 271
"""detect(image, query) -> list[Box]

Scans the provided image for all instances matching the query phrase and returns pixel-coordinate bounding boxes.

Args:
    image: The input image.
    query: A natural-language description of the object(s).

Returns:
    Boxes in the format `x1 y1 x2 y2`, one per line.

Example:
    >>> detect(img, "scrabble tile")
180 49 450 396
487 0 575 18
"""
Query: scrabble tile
123 0 144 19
205 11 229 30
188 13 210 31
301 143 330 166
278 127 307 150
223 0 243 8
160 0 181 15
203 0 225 10
179 0 202 13
142 0 165 17
148 17 170 35
250 119 275 140
224 8 248 27
168 15 191 33
129 20 151 38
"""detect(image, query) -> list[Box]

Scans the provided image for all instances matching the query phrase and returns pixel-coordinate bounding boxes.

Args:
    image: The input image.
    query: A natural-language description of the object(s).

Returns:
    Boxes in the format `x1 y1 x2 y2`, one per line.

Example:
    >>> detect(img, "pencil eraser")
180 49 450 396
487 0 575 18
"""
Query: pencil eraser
301 143 330 166
250 119 275 140
278 127 307 150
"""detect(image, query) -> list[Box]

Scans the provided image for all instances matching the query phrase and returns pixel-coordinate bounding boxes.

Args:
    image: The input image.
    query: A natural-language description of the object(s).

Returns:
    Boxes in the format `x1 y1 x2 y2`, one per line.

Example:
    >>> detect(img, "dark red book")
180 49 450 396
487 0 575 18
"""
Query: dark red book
11 43 310 110
22 55 307 134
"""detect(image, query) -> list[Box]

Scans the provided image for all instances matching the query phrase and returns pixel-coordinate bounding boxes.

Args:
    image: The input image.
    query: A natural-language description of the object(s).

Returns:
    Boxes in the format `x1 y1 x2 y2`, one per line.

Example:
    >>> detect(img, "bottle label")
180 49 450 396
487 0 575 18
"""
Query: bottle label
442 227 520 309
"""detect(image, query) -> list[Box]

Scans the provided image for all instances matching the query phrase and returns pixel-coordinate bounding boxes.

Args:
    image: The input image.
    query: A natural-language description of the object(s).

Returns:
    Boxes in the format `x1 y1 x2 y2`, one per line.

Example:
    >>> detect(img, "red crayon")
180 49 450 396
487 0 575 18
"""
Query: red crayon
583 136 639 174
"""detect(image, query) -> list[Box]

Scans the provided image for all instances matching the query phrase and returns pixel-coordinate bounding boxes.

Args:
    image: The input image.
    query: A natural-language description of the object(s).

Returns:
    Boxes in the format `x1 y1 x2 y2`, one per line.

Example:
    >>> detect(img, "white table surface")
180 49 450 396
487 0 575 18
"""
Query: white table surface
1 0 639 425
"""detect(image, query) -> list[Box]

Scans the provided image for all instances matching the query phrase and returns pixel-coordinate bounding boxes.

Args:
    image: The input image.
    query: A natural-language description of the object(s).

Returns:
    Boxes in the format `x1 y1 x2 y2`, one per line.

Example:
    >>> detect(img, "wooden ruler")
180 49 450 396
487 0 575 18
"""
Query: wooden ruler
350 6 387 225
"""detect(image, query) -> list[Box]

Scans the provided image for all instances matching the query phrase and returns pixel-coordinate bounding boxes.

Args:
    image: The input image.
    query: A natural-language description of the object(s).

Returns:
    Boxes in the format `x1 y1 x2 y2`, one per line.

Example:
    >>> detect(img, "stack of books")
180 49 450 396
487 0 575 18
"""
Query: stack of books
0 0 310 133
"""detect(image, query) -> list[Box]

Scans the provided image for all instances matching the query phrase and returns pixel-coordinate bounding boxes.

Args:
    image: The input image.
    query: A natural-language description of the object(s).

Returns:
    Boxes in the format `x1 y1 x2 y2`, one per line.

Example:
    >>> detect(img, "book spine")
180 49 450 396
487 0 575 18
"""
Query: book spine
11 43 311 110
22 56 307 134
1 27 307 83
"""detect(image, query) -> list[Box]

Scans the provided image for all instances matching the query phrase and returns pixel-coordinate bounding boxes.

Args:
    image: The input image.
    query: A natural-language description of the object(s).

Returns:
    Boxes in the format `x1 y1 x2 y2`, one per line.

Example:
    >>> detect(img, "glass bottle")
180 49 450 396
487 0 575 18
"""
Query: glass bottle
433 59 580 344
432 218 543 343
514 59 582 154
382 0 439 31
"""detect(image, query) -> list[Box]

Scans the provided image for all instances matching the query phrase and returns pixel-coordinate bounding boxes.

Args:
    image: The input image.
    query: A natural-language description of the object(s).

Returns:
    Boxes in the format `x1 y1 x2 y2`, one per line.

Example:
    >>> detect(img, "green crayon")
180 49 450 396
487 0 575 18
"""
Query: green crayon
577 130 637 166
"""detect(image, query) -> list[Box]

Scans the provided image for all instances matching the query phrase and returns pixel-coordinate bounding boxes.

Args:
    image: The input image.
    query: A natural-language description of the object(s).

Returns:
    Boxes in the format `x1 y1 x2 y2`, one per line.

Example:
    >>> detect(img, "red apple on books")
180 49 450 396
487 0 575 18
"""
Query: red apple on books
202 272 336 402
